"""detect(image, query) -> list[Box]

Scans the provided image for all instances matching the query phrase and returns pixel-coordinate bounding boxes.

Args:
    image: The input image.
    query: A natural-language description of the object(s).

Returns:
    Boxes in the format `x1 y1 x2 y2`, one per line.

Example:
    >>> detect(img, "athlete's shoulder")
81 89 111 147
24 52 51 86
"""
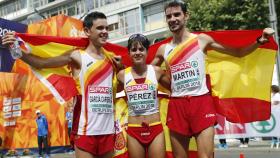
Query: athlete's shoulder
197 33 214 43
118 69 125 75
70 49 82 58
157 43 168 53
152 65 164 76
151 65 161 71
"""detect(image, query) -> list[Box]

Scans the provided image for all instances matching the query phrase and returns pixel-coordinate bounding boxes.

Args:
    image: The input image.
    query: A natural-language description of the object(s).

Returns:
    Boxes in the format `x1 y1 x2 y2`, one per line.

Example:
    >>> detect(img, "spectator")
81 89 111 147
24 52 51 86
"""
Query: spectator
36 110 50 158
66 106 74 153
218 139 228 149
0 136 3 158
239 138 249 148
271 85 280 148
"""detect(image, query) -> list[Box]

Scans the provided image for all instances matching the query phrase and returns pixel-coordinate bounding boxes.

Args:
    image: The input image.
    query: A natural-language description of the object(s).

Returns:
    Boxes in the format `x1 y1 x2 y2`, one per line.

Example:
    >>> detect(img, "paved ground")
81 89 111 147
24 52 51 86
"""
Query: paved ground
26 139 280 158
215 139 280 158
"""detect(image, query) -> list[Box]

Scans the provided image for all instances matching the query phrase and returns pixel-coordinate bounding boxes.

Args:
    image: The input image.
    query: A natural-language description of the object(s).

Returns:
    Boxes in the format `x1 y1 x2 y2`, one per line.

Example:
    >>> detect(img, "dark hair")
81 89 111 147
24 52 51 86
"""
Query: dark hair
127 34 150 51
83 11 107 29
272 85 280 93
164 1 187 13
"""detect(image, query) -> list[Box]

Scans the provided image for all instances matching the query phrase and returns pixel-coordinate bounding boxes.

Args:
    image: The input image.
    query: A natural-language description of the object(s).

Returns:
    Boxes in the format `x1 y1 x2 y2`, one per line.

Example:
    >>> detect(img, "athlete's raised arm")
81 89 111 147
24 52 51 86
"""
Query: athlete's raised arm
199 28 275 57
2 32 79 69
151 44 166 66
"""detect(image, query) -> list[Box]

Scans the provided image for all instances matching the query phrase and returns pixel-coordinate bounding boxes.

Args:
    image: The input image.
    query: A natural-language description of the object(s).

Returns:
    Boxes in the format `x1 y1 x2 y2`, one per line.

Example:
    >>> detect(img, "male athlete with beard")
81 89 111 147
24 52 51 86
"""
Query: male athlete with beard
152 1 274 158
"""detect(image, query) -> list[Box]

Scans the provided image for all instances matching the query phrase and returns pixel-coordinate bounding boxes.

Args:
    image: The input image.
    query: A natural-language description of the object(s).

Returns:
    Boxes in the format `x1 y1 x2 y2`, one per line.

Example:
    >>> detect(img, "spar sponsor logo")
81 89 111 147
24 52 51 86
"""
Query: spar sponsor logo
89 86 112 94
126 84 148 92
171 61 198 73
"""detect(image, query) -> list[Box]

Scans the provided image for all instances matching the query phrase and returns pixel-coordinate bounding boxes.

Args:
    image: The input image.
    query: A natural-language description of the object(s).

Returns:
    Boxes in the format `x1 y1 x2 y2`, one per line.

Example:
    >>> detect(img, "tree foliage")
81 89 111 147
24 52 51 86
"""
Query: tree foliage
185 0 271 31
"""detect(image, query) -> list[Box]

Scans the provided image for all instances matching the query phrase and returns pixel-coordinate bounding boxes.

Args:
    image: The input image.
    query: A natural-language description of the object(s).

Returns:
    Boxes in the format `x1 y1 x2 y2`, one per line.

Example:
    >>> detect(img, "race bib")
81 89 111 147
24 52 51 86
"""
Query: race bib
126 84 156 114
171 61 202 92
88 86 113 114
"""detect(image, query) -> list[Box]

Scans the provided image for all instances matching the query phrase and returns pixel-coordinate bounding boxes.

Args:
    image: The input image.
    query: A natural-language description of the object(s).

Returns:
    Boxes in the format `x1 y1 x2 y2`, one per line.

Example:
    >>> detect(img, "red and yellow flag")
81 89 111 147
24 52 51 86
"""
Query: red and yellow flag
1 14 276 157
145 30 278 123
16 30 278 123
204 30 277 123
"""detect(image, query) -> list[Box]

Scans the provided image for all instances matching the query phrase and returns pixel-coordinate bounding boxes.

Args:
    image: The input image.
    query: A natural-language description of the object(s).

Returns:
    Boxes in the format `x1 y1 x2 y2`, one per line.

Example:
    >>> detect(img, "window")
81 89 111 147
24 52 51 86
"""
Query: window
43 1 86 18
107 8 140 39
19 0 27 9
119 8 140 35
143 1 170 31
30 0 48 8
93 0 123 9
0 0 28 18
67 6 75 16
108 23 119 31
105 0 114 5
94 0 99 8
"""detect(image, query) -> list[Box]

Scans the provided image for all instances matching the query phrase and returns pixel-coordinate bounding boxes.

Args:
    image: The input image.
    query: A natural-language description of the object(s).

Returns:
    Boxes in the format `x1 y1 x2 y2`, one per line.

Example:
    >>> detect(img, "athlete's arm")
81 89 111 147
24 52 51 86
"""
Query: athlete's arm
116 70 125 92
2 32 78 69
199 28 275 57
112 55 125 72
154 66 170 90
151 45 165 66
20 51 75 69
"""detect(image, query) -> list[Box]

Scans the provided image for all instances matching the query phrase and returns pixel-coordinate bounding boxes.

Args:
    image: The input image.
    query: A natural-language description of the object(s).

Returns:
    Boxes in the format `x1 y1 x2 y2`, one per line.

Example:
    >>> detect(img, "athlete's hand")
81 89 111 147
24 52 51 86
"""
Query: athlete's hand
2 31 16 47
257 28 275 45
112 55 124 71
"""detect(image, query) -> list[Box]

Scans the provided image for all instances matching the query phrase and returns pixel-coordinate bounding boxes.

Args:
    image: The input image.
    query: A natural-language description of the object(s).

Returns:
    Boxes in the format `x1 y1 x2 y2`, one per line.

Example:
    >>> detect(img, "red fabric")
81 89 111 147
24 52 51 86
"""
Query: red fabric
167 94 217 136
47 74 78 101
213 97 271 123
70 133 75 148
103 42 131 66
16 33 89 46
16 30 278 67
74 134 114 156
71 95 82 135
199 30 278 50
134 78 146 84
188 151 200 158
127 124 163 146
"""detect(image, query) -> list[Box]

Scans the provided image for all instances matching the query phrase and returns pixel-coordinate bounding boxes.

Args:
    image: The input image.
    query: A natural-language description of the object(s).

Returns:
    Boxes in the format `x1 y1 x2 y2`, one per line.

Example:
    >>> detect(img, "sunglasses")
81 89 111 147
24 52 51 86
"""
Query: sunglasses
128 34 148 41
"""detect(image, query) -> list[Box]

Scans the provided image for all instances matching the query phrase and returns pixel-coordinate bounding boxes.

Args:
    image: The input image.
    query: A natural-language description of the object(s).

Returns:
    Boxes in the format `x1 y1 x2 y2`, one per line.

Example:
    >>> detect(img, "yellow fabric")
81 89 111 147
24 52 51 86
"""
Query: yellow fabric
127 121 162 127
206 48 276 102
27 42 76 77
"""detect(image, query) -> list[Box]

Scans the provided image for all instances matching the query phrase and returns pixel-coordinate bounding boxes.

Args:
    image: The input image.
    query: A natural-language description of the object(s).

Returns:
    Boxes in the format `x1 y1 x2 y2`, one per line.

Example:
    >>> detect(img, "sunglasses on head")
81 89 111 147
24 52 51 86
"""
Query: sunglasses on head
128 34 147 41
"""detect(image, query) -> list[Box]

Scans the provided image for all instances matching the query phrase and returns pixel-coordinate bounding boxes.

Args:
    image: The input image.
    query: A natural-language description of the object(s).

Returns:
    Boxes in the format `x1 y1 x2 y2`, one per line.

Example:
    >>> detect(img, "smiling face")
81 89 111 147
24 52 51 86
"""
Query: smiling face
84 18 108 48
165 6 188 33
129 42 147 65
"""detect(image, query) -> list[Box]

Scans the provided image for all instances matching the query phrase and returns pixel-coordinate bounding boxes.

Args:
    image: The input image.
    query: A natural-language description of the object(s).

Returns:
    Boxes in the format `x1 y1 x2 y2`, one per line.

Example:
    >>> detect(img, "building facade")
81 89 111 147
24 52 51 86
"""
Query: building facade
0 0 172 45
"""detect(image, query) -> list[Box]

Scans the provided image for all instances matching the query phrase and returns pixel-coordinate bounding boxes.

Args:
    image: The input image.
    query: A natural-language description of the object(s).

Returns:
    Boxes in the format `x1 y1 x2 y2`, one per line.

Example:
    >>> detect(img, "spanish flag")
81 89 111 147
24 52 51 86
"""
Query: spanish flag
15 33 129 104
16 30 277 123
204 30 277 123
146 30 278 123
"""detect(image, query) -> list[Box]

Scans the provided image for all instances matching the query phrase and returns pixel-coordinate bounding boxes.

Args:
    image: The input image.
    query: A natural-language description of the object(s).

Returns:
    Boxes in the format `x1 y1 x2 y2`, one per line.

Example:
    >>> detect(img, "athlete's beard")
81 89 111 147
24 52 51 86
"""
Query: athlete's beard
169 23 185 33
169 23 184 33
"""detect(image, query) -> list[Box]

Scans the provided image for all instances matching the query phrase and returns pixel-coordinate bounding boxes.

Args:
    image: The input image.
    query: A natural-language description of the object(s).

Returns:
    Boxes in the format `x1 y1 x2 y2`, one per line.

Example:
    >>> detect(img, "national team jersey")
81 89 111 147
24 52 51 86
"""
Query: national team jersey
164 33 209 97
75 50 114 135
124 65 159 116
